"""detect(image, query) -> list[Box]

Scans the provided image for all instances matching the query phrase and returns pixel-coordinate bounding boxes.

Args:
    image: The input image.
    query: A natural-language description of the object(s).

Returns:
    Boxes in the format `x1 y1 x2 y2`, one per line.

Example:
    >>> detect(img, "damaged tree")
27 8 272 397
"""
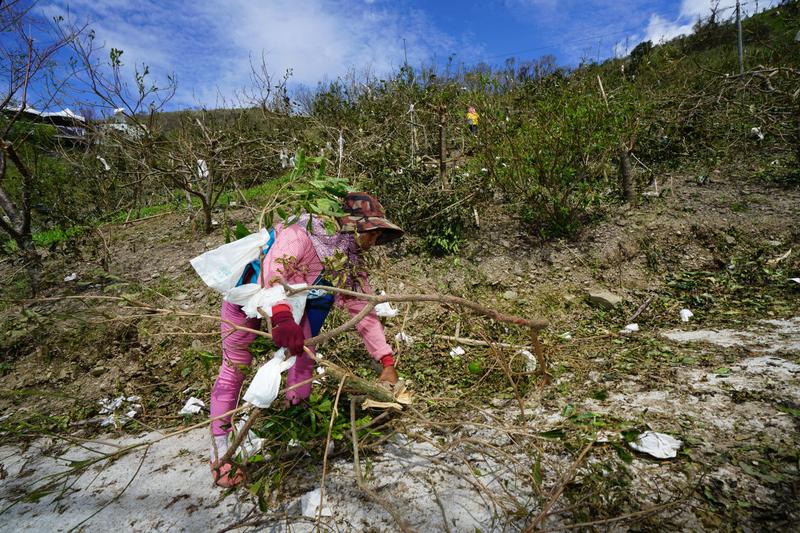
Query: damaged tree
0 5 84 293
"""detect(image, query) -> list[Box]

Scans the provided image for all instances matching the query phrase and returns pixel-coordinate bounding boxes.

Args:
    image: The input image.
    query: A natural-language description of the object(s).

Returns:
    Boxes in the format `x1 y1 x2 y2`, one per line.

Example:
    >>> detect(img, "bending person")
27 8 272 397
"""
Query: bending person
209 192 403 487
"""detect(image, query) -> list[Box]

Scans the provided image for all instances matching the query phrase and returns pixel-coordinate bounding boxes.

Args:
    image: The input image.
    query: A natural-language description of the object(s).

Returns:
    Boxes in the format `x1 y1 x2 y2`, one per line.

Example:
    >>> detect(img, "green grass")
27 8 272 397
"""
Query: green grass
1 176 294 254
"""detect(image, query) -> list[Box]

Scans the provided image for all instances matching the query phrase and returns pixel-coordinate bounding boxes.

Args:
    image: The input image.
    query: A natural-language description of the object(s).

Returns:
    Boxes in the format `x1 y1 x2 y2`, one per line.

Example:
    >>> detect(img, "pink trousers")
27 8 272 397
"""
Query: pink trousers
210 301 315 436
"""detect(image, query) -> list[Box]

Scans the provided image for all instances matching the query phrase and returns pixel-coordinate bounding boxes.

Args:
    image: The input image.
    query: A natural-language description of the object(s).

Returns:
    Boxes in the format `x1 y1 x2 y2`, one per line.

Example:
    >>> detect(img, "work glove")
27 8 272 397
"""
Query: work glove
271 306 305 356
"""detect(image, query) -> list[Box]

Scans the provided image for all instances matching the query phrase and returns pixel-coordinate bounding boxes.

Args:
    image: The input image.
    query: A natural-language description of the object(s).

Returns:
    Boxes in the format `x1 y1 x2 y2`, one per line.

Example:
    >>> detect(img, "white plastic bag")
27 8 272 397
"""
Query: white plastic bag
628 431 682 459
225 283 309 321
178 397 205 415
190 228 270 294
243 348 298 408
235 415 265 459
374 291 399 317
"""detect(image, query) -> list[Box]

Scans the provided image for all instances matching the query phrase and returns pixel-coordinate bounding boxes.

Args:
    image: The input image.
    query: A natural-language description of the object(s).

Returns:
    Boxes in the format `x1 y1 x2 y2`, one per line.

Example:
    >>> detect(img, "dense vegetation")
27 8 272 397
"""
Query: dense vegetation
1 3 798 279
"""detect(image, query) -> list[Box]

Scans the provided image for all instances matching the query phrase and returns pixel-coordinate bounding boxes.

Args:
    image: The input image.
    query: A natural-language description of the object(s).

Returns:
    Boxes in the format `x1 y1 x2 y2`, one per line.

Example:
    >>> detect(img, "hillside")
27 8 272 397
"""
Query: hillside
1 161 798 531
0 4 799 532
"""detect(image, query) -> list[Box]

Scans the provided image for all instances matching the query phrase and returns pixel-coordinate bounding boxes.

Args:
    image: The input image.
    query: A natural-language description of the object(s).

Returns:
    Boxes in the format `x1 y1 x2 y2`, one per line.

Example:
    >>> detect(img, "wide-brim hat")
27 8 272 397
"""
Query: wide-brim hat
337 192 404 245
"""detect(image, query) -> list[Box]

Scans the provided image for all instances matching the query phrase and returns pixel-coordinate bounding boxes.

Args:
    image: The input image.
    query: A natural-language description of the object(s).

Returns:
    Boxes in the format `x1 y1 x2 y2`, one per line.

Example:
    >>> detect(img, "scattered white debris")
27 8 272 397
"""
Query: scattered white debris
316 366 326 375
197 159 209 179
791 278 800 284
767 249 791 265
96 156 111 171
63 273 77 282
301 488 332 518
680 309 694 323
394 331 414 345
518 350 537 372
449 346 466 358
560 332 573 341
374 302 399 317
620 323 640 334
235 415 265 460
374 292 399 317
750 127 764 141
628 431 682 459
178 397 205 415
98 396 142 428
480 167 488 172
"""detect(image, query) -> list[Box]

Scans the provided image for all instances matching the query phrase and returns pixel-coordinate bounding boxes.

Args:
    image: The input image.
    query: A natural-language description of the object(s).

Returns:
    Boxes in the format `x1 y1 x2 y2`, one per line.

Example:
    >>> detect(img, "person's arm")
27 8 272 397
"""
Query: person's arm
335 272 398 384
262 225 320 355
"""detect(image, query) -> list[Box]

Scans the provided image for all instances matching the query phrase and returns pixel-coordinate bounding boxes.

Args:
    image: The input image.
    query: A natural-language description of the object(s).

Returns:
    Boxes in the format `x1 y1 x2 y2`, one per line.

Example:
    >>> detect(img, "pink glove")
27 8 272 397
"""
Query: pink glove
271 305 304 356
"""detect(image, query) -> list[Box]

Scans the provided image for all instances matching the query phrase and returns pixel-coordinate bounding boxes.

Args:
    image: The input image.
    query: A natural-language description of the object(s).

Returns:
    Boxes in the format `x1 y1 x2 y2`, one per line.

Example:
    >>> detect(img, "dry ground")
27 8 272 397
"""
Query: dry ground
0 166 798 531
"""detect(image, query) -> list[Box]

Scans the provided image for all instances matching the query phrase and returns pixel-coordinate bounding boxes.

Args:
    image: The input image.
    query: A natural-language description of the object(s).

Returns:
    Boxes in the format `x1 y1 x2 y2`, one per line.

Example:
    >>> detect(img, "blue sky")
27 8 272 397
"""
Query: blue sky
24 0 781 110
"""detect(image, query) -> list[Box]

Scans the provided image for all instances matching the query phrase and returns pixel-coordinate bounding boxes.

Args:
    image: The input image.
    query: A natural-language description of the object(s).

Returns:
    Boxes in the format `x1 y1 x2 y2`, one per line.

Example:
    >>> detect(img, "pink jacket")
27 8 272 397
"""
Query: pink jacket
259 223 393 360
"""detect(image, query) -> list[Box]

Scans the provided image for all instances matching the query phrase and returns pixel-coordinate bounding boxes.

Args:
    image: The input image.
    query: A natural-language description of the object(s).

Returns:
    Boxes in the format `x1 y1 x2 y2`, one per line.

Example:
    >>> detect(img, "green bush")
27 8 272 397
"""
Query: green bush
481 75 614 238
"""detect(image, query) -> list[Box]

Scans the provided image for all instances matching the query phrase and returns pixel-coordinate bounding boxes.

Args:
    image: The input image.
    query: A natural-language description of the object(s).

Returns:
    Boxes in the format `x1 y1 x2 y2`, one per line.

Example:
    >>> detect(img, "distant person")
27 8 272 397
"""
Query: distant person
466 106 479 135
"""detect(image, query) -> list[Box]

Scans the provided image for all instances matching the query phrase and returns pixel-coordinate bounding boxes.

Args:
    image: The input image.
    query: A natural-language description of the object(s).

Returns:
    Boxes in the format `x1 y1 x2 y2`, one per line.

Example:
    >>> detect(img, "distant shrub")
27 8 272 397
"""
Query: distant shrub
480 76 615 238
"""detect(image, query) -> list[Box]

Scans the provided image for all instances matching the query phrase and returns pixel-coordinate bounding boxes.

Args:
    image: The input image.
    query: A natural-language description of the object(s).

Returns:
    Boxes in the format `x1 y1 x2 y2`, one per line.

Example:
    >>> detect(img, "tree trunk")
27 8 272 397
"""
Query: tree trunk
202 200 213 234
619 145 634 203
438 105 448 190
20 237 41 296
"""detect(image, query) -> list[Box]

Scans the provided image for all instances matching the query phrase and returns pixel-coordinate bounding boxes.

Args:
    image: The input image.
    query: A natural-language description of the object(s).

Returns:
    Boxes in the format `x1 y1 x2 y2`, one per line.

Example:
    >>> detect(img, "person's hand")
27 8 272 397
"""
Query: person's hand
378 354 398 385
271 307 304 355
379 365 398 385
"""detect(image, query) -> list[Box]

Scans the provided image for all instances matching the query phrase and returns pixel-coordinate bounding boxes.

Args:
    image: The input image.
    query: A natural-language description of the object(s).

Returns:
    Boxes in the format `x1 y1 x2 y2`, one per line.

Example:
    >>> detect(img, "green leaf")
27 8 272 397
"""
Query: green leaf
777 405 800 417
612 442 633 463
538 429 565 439
234 222 250 240
532 455 543 486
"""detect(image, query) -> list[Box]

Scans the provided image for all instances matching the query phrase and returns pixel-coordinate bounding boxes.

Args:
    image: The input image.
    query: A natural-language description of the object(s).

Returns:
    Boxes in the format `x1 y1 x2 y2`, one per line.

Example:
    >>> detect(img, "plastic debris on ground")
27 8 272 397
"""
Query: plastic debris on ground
560 332 573 341
178 397 205 415
449 346 466 358
394 331 414 345
374 293 399 317
767 248 791 265
790 278 800 284
300 487 332 518
64 273 77 282
750 127 764 141
628 431 682 459
234 416 264 460
620 323 640 334
680 309 694 323
98 396 142 428
518 350 537 372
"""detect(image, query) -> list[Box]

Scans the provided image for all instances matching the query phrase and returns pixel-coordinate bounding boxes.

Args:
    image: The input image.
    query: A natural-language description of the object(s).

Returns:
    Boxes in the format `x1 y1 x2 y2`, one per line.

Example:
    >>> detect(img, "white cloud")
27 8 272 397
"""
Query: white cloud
40 0 470 109
643 14 695 44
614 0 781 57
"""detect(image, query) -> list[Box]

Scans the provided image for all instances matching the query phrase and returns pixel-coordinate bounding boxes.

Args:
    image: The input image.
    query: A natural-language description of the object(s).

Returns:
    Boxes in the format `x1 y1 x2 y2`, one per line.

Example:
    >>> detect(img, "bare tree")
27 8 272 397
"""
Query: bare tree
0 3 85 293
